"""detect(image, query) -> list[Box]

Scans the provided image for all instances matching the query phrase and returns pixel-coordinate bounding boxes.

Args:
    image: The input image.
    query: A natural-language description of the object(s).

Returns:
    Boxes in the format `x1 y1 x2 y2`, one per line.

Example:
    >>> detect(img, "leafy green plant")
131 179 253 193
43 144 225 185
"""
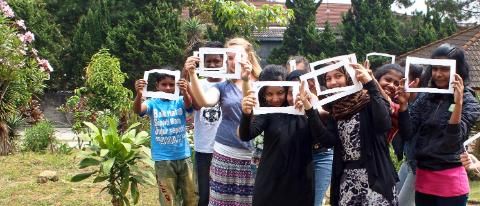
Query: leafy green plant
58 49 132 148
56 143 73 155
22 120 55 152
0 14 47 155
71 119 155 206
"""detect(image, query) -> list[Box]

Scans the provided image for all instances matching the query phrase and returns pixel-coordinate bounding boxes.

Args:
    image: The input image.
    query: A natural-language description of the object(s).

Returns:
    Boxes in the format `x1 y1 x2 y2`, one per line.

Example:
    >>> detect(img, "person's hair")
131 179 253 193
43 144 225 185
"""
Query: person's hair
205 41 224 48
258 65 287 107
288 55 311 72
225 37 262 78
373 64 404 81
408 64 423 81
259 64 287 81
286 69 308 81
155 65 176 82
429 43 470 86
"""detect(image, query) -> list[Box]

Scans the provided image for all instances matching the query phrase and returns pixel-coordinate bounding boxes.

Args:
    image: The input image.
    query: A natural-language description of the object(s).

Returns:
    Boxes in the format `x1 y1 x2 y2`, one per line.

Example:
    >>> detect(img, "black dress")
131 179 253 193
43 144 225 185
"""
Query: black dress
239 113 313 206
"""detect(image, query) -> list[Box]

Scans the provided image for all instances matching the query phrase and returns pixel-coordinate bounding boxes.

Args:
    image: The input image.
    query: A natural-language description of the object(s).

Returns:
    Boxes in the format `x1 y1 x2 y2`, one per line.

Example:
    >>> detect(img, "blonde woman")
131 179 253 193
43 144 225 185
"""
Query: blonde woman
186 37 261 206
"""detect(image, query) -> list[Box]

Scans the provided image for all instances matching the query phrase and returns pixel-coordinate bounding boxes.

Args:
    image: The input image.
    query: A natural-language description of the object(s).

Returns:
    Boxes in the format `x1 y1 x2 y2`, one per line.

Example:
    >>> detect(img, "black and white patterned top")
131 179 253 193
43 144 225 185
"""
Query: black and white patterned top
337 113 398 205
337 113 361 161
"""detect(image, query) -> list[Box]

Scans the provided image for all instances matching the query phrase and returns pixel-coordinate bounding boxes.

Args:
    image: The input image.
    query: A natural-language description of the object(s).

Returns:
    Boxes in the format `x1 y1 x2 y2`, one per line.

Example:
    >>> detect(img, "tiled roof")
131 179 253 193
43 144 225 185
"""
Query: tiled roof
252 27 287 41
397 25 480 88
465 29 480 88
315 3 350 27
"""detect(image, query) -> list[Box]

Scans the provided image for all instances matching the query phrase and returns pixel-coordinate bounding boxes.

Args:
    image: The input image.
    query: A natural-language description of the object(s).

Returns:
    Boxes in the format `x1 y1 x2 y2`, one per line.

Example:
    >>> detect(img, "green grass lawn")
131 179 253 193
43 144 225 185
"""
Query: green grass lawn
1 151 479 205
0 151 159 206
471 180 480 204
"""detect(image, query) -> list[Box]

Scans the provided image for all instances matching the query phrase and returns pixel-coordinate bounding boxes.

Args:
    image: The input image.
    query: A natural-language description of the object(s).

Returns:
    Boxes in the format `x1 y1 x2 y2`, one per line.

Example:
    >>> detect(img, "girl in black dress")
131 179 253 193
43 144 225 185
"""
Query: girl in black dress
239 65 314 206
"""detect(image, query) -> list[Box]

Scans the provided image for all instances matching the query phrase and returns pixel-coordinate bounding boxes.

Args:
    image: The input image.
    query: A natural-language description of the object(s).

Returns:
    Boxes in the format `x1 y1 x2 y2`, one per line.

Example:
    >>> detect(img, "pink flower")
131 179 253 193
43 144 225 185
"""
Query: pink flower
0 1 15 18
17 31 35 44
23 31 35 43
38 59 54 72
15 20 26 30
31 48 38 56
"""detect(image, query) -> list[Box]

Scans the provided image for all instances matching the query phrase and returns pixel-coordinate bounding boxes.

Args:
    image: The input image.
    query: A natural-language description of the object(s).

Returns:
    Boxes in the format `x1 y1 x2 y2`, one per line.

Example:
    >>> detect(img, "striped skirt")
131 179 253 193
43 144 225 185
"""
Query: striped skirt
209 151 255 206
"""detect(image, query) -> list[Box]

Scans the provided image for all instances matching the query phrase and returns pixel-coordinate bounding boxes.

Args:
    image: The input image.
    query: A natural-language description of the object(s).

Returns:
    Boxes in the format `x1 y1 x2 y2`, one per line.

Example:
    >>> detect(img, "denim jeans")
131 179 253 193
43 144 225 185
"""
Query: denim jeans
397 162 416 206
155 158 198 206
313 149 334 206
194 152 213 206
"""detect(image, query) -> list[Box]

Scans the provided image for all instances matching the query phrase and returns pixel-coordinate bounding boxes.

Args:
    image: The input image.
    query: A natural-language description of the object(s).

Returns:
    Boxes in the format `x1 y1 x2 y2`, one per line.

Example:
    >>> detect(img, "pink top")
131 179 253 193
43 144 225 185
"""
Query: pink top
416 166 469 197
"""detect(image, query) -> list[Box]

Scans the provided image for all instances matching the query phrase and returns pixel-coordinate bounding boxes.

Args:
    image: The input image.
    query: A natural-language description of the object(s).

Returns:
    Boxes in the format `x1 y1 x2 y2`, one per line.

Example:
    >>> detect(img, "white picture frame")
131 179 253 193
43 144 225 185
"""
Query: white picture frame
300 60 362 108
143 69 181 100
405 57 455 94
252 81 304 115
366 52 395 64
464 132 480 149
309 53 358 70
198 47 242 79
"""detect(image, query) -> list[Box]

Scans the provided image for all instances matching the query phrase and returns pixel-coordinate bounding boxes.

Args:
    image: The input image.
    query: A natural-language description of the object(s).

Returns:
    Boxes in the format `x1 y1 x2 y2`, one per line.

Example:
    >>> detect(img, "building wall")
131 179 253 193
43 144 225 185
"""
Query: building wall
256 40 283 67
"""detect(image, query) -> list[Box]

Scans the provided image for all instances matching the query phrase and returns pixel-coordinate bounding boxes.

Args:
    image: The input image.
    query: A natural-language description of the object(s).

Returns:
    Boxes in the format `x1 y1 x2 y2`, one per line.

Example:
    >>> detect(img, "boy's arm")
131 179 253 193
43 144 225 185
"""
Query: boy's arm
178 78 193 110
183 92 193 110
134 79 148 114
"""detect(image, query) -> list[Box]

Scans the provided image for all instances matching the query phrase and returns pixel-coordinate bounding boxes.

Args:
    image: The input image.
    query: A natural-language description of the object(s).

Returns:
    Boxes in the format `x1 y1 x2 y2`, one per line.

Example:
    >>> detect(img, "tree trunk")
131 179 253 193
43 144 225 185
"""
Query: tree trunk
0 121 12 156
111 196 123 206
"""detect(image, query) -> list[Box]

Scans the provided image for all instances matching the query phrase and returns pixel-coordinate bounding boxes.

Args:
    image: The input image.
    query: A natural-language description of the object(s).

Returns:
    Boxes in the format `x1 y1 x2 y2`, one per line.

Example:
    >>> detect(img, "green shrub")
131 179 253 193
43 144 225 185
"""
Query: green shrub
56 143 73 155
22 121 55 152
71 119 155 206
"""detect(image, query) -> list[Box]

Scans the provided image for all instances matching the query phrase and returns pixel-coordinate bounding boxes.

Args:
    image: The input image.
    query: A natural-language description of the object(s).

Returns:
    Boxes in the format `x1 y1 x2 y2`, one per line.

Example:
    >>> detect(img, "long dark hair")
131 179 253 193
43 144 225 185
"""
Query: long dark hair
424 43 471 87
258 65 287 107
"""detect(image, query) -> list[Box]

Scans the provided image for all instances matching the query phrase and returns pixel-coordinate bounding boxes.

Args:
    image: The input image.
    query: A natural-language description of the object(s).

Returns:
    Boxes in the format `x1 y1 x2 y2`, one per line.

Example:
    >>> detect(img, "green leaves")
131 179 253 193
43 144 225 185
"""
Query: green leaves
72 120 154 205
130 180 139 204
101 157 115 175
71 171 97 182
79 157 101 169
209 0 292 41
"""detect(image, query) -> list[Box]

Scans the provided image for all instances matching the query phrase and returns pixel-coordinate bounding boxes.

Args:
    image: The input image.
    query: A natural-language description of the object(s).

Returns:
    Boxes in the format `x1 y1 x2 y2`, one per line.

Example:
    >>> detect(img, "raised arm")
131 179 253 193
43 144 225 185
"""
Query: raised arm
449 75 480 141
239 91 267 141
298 81 336 147
178 78 192 109
351 63 391 133
185 56 220 107
133 79 148 115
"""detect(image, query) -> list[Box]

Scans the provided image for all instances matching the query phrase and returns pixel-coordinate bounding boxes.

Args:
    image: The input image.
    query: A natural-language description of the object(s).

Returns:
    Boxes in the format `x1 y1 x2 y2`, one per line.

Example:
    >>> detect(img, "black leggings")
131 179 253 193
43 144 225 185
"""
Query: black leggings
415 191 468 206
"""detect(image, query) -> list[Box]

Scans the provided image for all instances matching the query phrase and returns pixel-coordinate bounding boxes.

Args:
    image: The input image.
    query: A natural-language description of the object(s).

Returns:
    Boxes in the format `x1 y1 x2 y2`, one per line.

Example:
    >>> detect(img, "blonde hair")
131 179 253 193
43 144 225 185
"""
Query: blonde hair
225 37 262 78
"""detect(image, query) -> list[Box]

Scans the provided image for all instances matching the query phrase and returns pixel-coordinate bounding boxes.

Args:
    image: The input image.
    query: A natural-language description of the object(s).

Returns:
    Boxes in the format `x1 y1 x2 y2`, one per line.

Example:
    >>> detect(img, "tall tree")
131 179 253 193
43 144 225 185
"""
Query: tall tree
340 0 405 61
267 0 337 64
63 0 110 89
105 0 187 87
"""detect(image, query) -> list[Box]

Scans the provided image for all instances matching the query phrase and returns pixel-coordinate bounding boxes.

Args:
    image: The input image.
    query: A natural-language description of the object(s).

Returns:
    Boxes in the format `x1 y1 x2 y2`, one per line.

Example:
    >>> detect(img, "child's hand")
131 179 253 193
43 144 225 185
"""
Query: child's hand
295 81 313 111
177 78 189 95
239 59 253 81
461 152 472 169
242 90 256 115
452 74 464 105
135 79 147 96
350 63 372 84
184 56 199 75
